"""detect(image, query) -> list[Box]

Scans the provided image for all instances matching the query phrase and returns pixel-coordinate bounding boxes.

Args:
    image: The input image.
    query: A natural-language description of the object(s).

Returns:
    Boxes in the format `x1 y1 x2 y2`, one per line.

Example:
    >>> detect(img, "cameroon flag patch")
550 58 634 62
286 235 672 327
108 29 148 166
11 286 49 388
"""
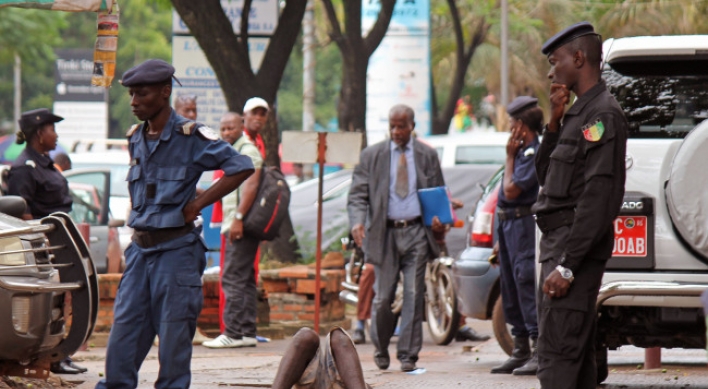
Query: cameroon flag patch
582 120 605 142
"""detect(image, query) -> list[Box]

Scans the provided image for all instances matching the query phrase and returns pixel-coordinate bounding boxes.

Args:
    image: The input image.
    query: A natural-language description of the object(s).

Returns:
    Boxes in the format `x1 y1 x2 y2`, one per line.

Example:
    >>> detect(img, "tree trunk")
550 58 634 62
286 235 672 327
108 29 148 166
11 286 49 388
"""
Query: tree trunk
338 52 368 142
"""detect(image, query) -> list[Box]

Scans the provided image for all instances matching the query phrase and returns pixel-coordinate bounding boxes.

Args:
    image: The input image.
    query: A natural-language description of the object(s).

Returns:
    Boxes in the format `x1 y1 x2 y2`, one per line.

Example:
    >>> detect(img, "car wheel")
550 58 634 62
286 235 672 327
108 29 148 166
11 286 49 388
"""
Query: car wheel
492 295 513 356
425 265 460 345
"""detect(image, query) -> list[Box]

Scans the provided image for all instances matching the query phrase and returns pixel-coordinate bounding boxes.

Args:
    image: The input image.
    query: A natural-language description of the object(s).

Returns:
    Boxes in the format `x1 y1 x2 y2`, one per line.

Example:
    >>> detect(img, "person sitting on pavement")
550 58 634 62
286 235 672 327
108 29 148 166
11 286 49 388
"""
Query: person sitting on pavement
272 327 372 389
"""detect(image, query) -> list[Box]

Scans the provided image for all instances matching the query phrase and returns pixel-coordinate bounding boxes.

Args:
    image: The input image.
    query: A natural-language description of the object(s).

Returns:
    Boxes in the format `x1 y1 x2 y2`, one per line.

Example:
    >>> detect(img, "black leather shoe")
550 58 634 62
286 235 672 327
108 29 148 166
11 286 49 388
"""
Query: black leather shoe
352 328 366 345
51 360 85 374
400 361 417 372
374 351 390 370
455 325 491 342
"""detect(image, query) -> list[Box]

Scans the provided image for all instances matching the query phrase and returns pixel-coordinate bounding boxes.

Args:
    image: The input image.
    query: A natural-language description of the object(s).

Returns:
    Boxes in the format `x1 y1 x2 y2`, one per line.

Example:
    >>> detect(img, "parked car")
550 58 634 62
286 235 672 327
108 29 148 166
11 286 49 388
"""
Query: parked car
453 35 708 383
420 132 509 167
0 199 99 376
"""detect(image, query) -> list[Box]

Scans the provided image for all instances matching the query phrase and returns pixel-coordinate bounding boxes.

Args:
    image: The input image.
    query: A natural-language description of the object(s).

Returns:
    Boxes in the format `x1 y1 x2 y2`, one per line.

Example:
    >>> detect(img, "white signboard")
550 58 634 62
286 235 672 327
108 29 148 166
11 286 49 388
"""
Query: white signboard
54 101 108 150
172 0 278 36
172 35 269 130
364 0 431 145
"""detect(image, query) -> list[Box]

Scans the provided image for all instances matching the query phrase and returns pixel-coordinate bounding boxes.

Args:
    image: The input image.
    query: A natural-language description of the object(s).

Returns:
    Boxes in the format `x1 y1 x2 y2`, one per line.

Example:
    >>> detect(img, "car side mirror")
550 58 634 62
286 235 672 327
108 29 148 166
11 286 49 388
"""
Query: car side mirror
108 219 125 228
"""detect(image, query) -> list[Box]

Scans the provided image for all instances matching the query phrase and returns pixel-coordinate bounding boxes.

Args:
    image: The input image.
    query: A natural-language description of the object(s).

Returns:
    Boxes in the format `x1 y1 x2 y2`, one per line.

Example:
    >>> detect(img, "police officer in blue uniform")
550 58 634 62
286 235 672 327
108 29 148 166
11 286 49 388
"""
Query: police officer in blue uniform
533 23 627 388
96 59 254 389
490 96 543 376
7 108 71 220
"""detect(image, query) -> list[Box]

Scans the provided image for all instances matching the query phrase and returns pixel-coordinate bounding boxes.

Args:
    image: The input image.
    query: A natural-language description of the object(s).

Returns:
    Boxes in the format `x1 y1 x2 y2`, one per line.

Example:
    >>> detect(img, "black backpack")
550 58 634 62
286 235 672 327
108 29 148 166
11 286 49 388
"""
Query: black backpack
242 166 291 241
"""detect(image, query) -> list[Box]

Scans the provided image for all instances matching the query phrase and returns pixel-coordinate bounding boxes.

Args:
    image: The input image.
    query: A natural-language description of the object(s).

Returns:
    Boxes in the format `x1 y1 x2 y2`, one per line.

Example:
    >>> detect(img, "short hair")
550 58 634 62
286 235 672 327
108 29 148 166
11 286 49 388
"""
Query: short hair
221 111 242 122
564 35 602 68
53 152 72 170
389 104 415 123
175 94 197 107
513 106 544 134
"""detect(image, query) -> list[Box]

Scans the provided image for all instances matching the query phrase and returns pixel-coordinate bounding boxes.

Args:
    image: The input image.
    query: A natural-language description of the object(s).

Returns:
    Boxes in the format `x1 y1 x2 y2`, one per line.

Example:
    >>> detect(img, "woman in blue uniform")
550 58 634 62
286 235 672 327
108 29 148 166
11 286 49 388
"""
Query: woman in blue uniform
490 96 543 376
6 108 88 375
6 108 72 220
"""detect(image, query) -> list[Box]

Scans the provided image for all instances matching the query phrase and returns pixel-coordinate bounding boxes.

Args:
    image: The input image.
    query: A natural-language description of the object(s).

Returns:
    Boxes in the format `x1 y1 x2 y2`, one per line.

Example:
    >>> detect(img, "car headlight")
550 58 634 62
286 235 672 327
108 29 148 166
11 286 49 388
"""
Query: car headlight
0 237 26 266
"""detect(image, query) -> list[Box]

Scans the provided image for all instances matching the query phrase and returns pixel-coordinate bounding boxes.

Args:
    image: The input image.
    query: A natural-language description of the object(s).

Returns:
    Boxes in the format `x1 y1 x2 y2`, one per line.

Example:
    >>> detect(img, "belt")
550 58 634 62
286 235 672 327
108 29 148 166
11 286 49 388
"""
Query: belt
387 217 422 228
496 206 533 222
132 222 195 248
535 209 575 234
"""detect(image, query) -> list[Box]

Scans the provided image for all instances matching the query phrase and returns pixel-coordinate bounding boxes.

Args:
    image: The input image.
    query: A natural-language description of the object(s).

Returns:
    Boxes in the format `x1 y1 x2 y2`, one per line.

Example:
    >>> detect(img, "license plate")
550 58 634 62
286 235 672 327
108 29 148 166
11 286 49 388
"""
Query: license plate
612 216 647 257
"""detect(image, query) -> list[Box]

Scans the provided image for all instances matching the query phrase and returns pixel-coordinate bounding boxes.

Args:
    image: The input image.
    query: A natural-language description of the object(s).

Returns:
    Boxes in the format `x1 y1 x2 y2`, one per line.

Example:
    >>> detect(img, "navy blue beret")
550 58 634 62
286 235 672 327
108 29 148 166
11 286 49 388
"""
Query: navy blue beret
121 59 178 87
506 96 538 117
541 21 599 56
19 108 63 132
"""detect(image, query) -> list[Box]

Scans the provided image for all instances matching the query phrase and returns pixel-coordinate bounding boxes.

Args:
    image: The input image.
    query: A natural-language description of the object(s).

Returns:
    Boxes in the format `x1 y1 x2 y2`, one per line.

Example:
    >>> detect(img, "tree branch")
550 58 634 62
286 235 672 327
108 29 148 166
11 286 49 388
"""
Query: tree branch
240 0 253 71
321 0 345 50
363 0 395 57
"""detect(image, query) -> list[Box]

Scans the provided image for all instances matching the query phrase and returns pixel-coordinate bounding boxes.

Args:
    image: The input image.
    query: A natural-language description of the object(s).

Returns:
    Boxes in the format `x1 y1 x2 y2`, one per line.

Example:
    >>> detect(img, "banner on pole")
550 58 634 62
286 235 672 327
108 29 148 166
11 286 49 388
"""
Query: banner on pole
0 0 115 12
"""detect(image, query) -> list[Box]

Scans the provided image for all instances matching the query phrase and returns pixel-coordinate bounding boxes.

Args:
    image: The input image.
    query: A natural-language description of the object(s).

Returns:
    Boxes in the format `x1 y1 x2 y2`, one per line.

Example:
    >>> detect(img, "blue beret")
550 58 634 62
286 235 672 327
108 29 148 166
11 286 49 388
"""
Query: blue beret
121 59 178 87
541 21 599 56
506 96 538 117
19 108 63 132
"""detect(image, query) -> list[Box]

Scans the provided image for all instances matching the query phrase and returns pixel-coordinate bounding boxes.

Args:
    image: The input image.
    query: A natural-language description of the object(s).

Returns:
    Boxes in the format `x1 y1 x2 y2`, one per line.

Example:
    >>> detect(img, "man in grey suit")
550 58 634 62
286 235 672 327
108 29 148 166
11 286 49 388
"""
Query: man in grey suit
347 104 446 372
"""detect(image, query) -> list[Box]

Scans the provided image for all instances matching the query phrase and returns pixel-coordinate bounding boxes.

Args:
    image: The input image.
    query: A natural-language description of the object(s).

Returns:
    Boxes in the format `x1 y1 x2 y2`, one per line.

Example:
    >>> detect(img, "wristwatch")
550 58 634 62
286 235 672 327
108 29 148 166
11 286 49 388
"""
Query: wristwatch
555 265 574 283
235 212 244 221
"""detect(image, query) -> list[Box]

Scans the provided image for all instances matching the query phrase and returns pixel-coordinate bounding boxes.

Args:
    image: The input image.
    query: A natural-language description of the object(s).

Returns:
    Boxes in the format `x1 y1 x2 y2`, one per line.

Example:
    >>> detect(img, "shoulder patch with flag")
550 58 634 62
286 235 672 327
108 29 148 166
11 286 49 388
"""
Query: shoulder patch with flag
582 120 605 142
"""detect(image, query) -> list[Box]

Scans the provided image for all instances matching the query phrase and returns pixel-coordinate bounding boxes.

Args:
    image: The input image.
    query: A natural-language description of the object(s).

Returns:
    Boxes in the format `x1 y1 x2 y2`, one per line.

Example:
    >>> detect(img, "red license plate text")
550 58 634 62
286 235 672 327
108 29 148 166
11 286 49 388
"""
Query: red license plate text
612 216 647 257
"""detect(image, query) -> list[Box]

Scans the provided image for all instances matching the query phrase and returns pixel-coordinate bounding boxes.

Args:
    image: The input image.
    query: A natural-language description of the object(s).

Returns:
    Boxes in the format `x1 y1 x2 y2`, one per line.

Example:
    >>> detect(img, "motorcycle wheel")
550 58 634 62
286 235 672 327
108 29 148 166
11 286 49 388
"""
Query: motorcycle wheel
492 295 514 356
425 265 460 345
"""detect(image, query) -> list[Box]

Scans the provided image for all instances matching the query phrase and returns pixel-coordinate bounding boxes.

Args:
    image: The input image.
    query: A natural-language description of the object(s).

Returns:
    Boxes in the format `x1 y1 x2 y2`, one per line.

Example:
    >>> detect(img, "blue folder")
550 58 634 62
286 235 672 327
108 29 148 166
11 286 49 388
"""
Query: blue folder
417 186 454 226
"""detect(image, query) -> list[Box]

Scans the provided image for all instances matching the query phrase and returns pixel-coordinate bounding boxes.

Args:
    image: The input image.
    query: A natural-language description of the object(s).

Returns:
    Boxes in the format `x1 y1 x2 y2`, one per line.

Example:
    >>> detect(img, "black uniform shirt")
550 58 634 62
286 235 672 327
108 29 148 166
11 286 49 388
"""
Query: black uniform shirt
532 80 628 272
7 147 72 218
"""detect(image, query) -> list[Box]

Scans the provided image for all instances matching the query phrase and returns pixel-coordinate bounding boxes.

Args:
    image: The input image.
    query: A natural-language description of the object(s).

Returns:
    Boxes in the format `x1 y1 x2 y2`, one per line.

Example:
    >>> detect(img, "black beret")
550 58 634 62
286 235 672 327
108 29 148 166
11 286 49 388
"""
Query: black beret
19 108 63 132
121 59 177 87
506 96 538 117
541 21 599 56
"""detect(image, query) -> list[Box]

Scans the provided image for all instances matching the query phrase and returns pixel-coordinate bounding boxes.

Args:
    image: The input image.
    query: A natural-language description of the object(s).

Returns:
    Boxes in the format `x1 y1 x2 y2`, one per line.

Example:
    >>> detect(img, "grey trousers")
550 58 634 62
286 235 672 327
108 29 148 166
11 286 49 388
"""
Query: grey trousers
370 223 429 364
222 234 259 339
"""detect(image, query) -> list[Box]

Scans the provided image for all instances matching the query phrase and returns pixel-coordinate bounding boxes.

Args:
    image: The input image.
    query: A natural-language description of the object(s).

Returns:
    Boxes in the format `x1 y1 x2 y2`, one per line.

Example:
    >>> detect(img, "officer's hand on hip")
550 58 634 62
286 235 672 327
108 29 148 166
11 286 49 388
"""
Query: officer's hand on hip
230 219 244 241
182 201 201 224
543 270 571 298
351 224 365 248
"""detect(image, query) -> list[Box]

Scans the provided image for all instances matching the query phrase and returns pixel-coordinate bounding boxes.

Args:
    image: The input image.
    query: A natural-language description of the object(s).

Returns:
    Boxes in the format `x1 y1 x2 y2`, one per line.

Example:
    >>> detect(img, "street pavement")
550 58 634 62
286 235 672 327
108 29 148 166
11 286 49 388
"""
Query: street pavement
66 319 708 388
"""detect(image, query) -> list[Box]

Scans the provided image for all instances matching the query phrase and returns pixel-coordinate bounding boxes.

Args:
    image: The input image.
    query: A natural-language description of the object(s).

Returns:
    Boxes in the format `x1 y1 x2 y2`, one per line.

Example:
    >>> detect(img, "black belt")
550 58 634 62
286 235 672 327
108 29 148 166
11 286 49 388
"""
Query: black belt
535 209 575 234
387 217 422 228
496 206 533 222
132 222 195 248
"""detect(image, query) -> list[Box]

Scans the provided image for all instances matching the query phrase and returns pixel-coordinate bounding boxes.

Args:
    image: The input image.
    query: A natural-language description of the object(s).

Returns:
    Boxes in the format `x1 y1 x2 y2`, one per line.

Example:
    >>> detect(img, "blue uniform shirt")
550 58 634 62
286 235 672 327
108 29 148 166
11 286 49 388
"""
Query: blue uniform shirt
7 146 72 218
498 136 540 208
126 110 254 230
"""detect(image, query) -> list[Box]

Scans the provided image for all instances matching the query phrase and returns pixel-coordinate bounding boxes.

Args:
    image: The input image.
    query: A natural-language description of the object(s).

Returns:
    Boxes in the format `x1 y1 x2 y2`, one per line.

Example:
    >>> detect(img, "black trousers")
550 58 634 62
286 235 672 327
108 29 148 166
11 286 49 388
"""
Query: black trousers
537 254 606 389
221 234 260 339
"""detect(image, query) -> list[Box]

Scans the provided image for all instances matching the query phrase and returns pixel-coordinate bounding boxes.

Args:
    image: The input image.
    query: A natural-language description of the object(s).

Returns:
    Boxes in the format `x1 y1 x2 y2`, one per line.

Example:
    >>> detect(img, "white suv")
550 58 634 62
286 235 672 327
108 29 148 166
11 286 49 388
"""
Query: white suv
595 35 708 383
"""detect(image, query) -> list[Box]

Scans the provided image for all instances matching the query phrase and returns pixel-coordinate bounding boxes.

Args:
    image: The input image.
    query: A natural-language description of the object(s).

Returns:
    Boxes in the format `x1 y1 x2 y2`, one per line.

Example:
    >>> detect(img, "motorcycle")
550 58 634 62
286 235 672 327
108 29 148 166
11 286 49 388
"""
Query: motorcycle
339 236 460 345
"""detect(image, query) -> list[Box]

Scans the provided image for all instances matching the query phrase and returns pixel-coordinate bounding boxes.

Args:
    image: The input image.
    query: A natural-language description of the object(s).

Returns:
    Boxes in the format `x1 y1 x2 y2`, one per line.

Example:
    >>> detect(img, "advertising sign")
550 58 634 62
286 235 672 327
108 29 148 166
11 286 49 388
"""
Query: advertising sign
172 0 278 36
364 0 431 145
52 49 108 149
0 0 114 11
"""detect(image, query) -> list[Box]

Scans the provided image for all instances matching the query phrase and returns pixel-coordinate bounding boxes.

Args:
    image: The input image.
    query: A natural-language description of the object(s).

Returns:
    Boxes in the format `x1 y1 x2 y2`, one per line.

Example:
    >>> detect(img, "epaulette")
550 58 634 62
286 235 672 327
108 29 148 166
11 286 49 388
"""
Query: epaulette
25 160 36 168
126 124 140 137
195 125 218 141
181 121 197 136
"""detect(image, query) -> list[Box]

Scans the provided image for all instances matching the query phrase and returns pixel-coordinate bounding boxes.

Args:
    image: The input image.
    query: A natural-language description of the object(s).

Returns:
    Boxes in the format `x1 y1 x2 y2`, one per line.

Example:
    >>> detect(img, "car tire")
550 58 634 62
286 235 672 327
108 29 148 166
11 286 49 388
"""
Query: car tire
425 265 460 345
492 295 514 356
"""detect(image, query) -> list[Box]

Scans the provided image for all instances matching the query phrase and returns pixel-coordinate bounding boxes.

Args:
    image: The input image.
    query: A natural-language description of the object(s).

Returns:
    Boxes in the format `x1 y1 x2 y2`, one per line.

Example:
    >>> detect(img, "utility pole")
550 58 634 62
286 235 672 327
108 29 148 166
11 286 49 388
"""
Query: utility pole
302 0 315 132
14 52 21 132
500 0 509 107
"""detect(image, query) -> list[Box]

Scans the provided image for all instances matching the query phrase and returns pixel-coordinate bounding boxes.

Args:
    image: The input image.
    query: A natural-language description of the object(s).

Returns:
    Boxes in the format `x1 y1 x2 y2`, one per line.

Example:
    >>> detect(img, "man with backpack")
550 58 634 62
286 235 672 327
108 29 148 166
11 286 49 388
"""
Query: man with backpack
203 108 264 348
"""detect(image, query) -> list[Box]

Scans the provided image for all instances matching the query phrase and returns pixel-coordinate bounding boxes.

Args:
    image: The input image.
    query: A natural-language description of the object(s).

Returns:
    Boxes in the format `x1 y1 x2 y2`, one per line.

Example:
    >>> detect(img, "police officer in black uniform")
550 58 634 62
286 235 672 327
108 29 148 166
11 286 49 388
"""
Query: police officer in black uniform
96 59 254 389
7 109 71 220
532 22 628 388
490 96 543 376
